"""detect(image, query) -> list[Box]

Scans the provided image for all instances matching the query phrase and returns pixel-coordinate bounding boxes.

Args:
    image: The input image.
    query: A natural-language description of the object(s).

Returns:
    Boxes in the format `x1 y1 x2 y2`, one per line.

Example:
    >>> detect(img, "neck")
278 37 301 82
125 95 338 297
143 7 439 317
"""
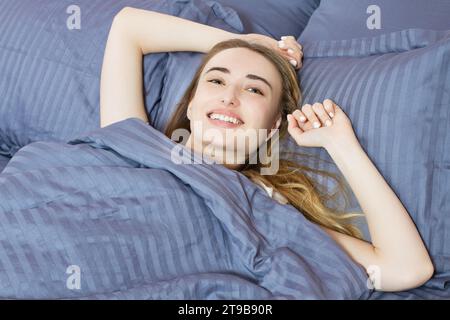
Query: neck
184 135 244 171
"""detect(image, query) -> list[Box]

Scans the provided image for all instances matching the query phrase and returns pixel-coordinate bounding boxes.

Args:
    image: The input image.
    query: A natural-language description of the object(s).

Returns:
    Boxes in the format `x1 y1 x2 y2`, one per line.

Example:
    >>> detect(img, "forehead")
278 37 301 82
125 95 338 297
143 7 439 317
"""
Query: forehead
203 48 279 80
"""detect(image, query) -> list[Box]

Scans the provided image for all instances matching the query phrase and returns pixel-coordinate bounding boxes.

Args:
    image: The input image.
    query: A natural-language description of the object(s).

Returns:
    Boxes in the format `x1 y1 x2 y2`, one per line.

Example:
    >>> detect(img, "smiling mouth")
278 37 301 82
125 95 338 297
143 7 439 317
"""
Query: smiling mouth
206 112 244 125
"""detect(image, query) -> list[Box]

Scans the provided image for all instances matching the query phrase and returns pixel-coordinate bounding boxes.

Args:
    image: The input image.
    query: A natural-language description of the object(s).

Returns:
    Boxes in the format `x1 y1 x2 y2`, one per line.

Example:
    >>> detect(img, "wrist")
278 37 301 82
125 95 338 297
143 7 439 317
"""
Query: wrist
325 134 360 157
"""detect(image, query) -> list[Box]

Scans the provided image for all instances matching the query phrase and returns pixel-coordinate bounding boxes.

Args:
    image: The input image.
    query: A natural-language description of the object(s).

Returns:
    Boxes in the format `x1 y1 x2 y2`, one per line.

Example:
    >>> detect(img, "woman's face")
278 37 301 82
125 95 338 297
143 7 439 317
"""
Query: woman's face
185 48 283 168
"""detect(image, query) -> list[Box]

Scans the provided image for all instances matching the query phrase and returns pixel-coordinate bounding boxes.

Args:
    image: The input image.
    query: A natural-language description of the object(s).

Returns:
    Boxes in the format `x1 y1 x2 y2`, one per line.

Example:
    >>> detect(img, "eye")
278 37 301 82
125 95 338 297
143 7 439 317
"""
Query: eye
208 79 223 85
207 79 264 96
247 87 264 96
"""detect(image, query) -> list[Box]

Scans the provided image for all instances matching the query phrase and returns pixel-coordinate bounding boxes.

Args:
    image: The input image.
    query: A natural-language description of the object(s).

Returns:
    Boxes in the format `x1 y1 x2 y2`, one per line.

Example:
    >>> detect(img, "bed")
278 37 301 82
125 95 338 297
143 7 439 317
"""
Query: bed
0 0 448 299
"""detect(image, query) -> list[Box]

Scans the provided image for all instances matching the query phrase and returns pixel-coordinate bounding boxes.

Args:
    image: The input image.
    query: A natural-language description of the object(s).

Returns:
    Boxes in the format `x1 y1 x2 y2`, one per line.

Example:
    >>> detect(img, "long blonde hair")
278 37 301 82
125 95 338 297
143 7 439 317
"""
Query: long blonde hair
164 39 364 239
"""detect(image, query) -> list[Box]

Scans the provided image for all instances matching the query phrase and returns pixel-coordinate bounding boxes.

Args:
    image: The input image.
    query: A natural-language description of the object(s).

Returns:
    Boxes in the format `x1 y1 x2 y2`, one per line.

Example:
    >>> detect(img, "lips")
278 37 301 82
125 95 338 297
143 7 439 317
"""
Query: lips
206 109 244 124
205 109 244 129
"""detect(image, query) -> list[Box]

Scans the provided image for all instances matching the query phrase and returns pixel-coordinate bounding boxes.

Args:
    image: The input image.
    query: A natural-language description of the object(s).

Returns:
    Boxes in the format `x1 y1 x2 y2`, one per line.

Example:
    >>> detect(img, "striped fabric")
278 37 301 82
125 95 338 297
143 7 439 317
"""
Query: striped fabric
119 26 450 299
216 0 320 39
280 29 450 299
0 118 370 299
0 155 9 173
0 0 242 158
300 0 450 42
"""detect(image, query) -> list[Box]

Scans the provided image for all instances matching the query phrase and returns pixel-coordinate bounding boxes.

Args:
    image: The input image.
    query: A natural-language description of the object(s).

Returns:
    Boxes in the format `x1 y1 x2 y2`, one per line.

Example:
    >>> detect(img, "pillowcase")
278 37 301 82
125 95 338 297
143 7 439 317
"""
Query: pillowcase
288 29 450 298
216 0 320 39
0 155 9 173
0 0 242 157
300 0 450 42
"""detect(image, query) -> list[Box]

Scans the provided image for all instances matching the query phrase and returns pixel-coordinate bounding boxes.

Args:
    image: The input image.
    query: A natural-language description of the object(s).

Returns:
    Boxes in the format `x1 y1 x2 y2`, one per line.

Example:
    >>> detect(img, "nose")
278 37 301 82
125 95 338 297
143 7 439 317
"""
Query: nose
221 86 240 107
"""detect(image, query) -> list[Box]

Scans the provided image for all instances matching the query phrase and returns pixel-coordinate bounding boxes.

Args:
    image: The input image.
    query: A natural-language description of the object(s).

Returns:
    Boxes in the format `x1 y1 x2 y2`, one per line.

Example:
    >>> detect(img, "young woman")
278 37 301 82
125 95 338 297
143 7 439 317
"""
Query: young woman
100 7 434 292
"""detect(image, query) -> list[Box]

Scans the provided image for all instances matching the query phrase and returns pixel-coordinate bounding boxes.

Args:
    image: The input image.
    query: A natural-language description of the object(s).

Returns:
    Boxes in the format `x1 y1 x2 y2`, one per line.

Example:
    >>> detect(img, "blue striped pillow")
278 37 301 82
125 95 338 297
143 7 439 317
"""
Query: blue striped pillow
284 30 450 290
300 0 450 42
216 0 320 39
0 0 241 158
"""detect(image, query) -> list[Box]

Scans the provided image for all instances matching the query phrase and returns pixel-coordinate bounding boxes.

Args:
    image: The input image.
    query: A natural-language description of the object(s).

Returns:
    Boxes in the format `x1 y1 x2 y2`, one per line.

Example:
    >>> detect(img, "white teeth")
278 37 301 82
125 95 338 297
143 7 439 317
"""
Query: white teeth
209 113 241 124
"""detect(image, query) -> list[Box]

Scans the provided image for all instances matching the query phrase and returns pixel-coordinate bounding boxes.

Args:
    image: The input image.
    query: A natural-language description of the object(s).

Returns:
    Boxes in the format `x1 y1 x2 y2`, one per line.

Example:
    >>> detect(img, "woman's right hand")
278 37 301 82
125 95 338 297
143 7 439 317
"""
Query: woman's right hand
241 33 303 70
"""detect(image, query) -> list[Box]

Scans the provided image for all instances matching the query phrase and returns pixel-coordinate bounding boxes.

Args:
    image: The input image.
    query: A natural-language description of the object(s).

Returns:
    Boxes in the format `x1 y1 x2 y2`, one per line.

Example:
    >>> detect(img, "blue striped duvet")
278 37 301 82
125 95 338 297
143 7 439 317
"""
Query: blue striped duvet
0 118 371 299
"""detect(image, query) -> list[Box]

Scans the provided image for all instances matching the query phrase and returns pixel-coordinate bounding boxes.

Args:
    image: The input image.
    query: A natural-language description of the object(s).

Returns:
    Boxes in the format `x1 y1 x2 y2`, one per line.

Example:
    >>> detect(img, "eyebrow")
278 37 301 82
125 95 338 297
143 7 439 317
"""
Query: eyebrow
205 67 273 92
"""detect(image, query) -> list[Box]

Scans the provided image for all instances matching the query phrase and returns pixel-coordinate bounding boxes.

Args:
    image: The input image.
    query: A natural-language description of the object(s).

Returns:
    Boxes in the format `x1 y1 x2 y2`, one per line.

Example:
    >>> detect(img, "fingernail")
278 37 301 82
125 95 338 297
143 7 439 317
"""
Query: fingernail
329 112 334 118
299 116 306 122
278 40 285 48
313 122 321 128
287 48 294 55
290 59 297 67
281 36 287 40
325 119 332 127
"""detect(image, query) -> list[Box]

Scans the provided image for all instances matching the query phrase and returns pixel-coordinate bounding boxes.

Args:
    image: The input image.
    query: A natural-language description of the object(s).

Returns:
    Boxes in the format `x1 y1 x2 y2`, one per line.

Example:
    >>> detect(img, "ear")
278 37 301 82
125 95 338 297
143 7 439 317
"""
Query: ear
268 115 282 140
272 115 282 130
187 104 192 120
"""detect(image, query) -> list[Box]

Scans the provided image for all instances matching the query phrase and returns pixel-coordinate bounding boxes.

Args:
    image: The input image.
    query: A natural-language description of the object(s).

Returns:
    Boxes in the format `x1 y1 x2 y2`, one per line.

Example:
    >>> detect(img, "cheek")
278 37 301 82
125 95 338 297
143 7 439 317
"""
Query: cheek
190 103 206 119
247 109 274 128
193 108 211 125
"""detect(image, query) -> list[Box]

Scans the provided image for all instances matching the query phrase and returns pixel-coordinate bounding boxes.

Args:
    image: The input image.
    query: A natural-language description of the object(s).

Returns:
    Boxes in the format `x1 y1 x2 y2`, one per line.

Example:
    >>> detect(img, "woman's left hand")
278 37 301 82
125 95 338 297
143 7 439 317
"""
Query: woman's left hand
241 33 303 70
287 99 359 150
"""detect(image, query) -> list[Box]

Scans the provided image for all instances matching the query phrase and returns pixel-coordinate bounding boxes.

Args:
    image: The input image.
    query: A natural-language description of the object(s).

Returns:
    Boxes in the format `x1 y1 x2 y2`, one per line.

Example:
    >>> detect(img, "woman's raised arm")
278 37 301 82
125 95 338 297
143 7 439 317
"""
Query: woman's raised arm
99 7 242 128
288 100 434 292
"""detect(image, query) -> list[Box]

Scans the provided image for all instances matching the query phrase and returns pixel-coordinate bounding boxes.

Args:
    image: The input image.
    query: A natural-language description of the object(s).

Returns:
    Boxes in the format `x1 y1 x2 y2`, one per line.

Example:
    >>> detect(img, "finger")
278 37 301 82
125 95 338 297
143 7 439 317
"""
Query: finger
296 57 303 69
334 103 343 113
282 43 301 58
280 40 301 53
288 112 310 147
278 40 289 49
281 50 299 68
281 36 301 49
278 44 298 68
289 58 299 69
287 114 304 134
292 109 311 130
323 99 336 118
279 40 302 69
282 36 303 52
287 49 302 70
301 104 322 129
331 100 344 115
312 102 333 127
